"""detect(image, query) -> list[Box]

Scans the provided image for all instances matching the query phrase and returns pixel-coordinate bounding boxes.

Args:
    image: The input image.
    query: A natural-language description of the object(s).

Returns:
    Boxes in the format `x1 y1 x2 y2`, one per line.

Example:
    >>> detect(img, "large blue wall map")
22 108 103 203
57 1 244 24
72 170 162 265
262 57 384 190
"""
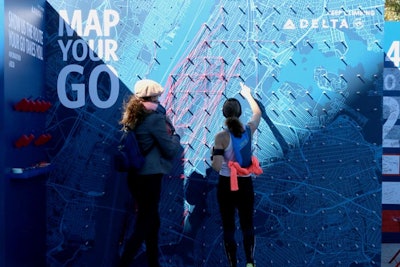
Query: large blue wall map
45 0 383 266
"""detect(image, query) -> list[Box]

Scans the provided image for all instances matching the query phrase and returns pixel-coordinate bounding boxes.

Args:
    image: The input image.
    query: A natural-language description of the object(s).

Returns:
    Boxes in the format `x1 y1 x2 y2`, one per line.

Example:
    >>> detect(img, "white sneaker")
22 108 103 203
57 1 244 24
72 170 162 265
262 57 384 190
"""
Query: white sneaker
246 263 255 267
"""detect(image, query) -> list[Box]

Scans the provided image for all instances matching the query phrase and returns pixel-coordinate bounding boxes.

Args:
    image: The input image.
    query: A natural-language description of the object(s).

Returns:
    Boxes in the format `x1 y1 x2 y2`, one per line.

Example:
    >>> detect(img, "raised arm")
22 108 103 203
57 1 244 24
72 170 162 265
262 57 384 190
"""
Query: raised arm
240 82 261 134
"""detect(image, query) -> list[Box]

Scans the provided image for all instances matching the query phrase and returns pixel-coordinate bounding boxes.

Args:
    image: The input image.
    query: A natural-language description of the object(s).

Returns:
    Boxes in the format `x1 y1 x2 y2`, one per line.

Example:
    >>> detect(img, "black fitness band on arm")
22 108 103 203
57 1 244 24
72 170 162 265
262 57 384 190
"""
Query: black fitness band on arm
211 147 224 160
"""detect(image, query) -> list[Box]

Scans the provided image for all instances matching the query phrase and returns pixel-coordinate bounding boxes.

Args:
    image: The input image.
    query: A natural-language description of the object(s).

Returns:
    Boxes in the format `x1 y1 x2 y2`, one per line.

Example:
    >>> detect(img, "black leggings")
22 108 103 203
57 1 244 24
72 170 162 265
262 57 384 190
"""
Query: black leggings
119 173 163 267
217 175 255 264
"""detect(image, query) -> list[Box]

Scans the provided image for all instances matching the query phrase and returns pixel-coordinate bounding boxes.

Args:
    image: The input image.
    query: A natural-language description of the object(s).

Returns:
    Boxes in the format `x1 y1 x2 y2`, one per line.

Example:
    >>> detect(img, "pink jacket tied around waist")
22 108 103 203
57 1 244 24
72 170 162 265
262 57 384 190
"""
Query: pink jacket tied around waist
228 156 263 191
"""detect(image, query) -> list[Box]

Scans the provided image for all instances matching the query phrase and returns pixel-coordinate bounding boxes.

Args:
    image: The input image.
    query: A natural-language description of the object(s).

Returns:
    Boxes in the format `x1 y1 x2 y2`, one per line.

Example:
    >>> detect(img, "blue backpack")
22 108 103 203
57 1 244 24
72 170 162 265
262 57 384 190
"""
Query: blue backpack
230 125 252 168
114 127 145 172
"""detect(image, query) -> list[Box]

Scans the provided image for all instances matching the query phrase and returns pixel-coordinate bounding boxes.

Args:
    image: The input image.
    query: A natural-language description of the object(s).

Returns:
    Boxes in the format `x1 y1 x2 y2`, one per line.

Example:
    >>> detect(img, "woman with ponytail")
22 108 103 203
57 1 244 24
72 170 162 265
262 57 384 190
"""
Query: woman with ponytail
211 83 262 267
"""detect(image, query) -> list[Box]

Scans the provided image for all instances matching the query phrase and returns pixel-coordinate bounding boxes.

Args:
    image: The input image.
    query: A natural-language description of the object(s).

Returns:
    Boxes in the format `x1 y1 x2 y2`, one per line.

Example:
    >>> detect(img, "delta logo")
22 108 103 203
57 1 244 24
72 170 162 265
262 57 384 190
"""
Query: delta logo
283 18 364 30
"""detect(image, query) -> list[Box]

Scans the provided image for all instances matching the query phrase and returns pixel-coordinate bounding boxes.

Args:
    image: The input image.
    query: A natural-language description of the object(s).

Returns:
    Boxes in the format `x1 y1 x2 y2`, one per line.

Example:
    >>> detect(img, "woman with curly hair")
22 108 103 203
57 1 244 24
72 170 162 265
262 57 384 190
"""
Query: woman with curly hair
118 79 181 267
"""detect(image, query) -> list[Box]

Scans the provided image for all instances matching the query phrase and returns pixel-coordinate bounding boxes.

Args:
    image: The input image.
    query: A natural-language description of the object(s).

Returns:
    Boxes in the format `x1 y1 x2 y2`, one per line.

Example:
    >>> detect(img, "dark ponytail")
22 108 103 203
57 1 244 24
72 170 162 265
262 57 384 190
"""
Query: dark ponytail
225 117 244 137
223 98 244 137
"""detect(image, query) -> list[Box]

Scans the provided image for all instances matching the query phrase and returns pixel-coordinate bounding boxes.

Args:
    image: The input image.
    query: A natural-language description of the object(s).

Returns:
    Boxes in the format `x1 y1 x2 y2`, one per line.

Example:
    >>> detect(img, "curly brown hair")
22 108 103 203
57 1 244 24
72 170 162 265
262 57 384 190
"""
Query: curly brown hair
120 95 151 129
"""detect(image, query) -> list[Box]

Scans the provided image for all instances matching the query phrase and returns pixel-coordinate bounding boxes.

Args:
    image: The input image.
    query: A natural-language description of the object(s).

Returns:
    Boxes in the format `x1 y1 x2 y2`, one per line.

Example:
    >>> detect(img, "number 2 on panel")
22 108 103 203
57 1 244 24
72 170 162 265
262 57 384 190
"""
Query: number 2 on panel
383 97 400 148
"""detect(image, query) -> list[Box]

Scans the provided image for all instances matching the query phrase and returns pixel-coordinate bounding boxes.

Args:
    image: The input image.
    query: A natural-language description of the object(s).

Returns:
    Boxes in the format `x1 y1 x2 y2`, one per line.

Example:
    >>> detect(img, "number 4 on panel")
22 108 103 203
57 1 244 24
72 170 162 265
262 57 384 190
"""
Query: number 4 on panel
386 41 400 67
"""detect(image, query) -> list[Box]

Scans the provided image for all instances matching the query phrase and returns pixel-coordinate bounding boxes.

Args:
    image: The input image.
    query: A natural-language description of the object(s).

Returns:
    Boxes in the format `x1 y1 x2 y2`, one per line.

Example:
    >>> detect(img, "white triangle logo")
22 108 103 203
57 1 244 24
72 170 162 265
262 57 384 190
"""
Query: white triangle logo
283 19 296 30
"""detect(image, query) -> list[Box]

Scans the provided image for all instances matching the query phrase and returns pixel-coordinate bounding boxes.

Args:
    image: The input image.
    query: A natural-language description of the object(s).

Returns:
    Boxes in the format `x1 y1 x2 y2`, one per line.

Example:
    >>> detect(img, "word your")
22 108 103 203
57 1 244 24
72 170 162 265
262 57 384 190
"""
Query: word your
57 9 120 109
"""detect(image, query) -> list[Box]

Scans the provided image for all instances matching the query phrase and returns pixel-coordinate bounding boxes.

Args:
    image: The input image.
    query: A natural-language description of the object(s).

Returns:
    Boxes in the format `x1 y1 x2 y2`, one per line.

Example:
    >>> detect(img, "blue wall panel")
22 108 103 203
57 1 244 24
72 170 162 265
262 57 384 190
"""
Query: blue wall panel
1 0 5 265
44 1 384 266
381 21 400 264
3 0 47 266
